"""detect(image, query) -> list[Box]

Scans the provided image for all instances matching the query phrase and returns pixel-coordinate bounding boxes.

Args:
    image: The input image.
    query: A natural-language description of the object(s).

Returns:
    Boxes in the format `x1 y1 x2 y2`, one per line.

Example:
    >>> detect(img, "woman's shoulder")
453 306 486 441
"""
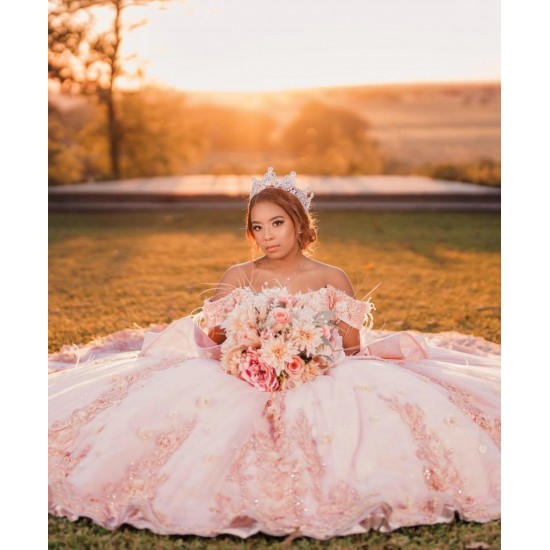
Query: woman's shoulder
201 264 250 329
222 261 256 275
306 259 355 297
210 262 255 300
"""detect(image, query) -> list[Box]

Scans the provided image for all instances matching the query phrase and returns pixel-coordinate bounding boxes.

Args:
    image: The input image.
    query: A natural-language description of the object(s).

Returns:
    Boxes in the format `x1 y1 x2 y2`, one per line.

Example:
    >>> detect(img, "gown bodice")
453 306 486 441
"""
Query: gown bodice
200 284 375 331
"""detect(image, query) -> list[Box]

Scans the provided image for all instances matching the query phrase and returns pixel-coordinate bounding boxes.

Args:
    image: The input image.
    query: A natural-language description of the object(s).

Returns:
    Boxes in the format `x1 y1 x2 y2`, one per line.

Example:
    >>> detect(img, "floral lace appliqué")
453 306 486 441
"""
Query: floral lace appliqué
201 285 374 332
325 285 374 330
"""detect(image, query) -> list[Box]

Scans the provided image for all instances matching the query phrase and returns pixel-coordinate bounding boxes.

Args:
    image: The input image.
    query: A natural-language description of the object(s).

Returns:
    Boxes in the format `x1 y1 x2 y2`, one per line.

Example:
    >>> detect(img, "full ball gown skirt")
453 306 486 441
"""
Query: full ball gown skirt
48 288 500 539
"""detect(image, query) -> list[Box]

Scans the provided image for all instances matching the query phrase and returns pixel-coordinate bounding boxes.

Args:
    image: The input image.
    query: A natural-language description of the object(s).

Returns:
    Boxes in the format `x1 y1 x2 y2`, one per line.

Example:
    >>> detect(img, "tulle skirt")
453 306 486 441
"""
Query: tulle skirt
49 318 500 539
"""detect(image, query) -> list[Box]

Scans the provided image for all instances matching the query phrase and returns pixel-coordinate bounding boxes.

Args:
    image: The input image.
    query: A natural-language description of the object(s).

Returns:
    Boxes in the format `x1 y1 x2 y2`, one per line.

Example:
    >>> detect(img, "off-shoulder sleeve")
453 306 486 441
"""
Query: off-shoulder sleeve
326 284 375 330
201 290 238 330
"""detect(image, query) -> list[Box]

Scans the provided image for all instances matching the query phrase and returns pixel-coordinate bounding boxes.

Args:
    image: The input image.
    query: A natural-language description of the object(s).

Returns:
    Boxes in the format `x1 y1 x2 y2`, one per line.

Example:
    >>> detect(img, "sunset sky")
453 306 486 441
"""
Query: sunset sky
111 0 500 92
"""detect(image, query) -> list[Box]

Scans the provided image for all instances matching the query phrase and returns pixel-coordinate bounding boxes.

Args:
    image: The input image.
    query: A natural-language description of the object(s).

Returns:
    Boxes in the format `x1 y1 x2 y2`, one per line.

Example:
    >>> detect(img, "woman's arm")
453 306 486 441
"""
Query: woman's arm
326 266 362 355
206 265 244 345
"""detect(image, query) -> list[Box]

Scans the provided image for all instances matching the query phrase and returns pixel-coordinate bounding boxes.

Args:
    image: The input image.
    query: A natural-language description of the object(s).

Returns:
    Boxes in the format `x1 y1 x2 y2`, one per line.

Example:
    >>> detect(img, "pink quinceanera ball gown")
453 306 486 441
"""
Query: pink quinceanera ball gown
48 285 500 539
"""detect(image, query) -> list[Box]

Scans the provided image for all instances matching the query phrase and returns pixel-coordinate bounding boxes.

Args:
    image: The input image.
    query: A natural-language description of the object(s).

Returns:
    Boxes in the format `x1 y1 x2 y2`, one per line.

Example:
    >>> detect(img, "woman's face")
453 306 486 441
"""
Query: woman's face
250 201 300 259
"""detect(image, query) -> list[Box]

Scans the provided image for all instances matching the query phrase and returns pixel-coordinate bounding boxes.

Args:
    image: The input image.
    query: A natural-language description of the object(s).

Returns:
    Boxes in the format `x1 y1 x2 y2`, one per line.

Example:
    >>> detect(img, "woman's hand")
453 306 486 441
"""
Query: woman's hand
337 320 361 356
208 326 227 345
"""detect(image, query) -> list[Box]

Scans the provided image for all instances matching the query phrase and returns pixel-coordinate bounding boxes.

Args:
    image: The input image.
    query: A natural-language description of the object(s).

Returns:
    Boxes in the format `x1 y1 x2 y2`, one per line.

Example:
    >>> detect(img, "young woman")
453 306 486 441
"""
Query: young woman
49 168 500 540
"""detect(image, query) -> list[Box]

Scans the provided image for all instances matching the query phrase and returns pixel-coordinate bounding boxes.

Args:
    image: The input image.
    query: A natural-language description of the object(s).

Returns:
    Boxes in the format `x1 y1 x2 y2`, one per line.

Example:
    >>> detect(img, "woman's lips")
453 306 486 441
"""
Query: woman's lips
265 245 279 253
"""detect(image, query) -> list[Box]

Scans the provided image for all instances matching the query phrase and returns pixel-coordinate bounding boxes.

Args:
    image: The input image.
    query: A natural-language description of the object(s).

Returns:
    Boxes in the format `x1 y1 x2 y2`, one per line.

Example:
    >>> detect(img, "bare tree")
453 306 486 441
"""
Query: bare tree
48 0 178 179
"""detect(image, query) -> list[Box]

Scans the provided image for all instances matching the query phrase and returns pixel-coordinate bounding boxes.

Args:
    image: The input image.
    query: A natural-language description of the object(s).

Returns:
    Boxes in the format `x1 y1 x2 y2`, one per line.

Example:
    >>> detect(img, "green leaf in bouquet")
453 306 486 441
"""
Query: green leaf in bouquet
314 310 335 324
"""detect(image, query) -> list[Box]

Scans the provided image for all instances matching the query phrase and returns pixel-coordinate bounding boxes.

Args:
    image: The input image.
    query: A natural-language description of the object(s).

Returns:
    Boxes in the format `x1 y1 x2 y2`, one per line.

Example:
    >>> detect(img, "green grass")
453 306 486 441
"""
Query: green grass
48 514 501 549
48 209 501 548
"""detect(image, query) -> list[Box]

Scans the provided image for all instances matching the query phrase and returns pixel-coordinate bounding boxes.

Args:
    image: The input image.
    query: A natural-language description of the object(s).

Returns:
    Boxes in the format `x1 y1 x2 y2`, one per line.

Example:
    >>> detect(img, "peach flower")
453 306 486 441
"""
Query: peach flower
222 345 247 375
286 355 306 379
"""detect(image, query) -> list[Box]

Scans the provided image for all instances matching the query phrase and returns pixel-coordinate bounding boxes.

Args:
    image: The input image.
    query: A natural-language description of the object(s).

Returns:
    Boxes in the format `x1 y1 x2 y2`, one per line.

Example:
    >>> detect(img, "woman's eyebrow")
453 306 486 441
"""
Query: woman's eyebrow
251 216 285 224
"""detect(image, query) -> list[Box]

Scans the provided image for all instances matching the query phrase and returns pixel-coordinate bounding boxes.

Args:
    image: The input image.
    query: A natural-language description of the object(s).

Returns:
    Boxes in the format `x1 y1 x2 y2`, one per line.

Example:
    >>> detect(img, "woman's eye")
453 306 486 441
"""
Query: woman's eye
252 225 262 232
273 220 284 227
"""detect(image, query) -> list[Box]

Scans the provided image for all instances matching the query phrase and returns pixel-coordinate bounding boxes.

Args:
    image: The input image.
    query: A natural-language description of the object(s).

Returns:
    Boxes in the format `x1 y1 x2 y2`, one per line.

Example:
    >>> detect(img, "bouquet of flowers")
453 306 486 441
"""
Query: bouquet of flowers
219 287 344 392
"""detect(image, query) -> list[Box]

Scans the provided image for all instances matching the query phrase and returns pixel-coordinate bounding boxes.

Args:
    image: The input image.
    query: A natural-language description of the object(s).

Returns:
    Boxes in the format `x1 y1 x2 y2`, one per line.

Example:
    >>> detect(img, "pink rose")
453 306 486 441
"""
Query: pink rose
272 307 291 324
240 349 280 392
285 355 305 379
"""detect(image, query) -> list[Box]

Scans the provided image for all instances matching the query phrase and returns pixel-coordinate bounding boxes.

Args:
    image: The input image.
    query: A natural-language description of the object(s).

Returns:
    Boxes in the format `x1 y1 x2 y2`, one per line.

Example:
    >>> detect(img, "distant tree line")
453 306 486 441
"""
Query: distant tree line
417 160 501 187
48 90 387 184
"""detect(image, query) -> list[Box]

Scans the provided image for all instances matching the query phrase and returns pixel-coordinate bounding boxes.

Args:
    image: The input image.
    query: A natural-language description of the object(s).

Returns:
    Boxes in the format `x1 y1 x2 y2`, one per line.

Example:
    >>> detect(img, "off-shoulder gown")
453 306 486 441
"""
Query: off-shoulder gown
48 286 500 539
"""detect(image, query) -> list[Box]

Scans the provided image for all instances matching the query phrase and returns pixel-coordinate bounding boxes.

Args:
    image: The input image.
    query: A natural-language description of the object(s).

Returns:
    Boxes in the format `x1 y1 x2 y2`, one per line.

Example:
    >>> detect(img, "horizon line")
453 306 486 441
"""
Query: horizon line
48 77 501 96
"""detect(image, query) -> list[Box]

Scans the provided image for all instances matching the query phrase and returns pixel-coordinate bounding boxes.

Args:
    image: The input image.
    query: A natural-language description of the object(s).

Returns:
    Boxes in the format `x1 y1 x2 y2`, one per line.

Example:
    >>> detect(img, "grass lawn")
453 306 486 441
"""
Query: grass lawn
48 209 501 549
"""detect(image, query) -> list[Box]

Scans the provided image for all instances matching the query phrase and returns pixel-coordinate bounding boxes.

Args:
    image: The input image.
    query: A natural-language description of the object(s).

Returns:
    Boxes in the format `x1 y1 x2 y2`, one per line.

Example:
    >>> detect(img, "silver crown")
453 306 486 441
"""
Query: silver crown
250 167 314 212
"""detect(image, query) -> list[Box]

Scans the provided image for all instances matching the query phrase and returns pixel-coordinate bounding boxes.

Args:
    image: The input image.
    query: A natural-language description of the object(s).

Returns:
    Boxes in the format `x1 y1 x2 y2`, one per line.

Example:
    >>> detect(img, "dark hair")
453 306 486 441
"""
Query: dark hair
245 188 318 254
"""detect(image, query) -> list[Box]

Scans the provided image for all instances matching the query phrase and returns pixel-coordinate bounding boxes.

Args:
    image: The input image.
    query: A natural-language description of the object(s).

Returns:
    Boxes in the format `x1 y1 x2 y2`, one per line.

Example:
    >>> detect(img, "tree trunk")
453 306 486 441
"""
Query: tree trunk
107 0 123 179
106 89 120 179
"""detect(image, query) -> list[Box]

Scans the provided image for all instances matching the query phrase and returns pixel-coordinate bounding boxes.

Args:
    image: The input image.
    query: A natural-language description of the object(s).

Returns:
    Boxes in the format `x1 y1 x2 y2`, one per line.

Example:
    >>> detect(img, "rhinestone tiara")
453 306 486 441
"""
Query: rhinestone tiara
250 167 314 212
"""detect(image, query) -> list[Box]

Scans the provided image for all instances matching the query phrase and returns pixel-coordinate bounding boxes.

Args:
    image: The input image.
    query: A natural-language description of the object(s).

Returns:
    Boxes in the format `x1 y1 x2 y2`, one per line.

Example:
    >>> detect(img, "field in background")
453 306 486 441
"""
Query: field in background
48 209 501 548
49 81 501 186
184 81 500 171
